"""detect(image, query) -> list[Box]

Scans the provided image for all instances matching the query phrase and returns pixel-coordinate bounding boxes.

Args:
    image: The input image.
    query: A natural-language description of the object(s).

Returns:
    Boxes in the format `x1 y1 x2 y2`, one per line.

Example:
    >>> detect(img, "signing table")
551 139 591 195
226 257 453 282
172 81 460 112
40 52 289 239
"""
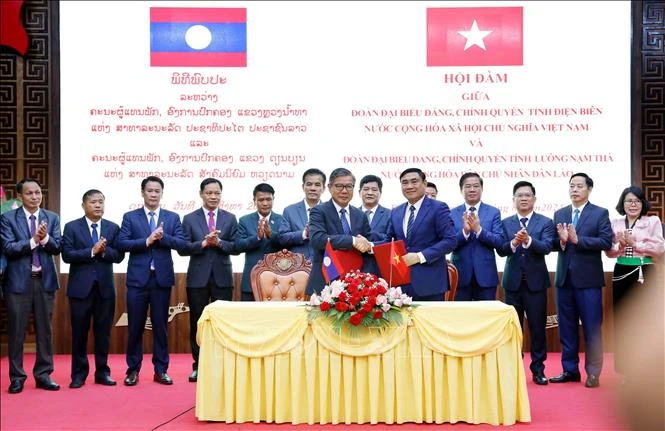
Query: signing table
195 301 531 425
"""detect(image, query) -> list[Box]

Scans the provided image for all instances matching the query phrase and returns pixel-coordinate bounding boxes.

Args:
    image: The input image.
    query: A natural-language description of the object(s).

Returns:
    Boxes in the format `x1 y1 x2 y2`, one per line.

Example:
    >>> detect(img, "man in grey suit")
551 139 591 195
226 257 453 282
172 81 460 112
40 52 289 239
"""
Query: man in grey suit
278 168 326 260
0 178 62 393
497 181 555 386
358 174 391 276
179 178 238 382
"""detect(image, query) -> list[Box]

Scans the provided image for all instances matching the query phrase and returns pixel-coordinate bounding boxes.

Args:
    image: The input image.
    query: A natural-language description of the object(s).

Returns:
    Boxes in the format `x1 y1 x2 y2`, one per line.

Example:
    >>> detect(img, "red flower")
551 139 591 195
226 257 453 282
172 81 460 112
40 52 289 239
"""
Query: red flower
349 294 362 306
349 313 363 326
335 301 349 312
338 291 348 302
320 302 331 311
373 311 383 319
362 301 374 312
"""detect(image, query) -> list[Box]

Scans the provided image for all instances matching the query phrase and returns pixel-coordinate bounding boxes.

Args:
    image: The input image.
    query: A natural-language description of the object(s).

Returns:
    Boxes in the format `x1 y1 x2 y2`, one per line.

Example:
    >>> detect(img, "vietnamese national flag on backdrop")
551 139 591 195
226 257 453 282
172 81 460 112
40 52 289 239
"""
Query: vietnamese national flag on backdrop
427 7 523 67
150 7 247 67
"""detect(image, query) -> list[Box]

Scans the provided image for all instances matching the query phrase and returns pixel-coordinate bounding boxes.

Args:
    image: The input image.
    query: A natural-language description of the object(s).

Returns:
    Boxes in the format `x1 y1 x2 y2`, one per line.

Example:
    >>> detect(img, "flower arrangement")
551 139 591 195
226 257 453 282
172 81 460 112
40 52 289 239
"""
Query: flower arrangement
307 270 415 334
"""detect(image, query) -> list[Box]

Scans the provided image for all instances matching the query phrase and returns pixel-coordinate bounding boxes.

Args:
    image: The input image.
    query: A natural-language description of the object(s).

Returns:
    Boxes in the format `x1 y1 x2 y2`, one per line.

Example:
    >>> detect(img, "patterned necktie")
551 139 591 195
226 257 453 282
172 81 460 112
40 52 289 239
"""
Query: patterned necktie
519 217 528 229
365 209 372 225
406 205 415 238
339 208 351 235
29 214 40 268
469 206 477 213
207 211 215 232
572 208 580 228
91 223 99 244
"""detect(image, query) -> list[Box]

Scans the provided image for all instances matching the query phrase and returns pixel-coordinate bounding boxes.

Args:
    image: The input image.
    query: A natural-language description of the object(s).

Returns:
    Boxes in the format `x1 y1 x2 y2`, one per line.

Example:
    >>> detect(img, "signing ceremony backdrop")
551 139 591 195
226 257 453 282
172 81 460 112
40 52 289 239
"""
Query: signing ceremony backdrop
0 0 664 355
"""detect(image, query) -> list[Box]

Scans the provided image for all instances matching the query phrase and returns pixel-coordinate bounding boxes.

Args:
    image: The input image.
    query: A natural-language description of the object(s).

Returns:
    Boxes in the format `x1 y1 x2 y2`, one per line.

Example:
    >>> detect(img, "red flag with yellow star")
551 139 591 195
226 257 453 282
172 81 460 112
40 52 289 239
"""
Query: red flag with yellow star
373 240 410 286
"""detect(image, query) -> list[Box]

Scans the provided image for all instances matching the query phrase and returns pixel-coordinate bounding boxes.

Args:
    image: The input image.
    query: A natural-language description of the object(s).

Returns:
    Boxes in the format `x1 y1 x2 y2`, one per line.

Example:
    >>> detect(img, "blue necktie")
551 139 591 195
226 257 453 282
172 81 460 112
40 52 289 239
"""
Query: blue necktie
339 208 351 235
572 209 579 228
91 223 99 244
29 214 40 268
406 205 415 238
149 211 157 231
149 212 156 269
520 217 528 229
365 209 372 225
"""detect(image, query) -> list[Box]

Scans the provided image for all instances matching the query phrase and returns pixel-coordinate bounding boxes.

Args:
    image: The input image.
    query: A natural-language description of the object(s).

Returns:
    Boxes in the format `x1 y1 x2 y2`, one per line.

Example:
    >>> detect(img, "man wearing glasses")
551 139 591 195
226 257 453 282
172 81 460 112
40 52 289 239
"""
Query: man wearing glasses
307 168 373 295
450 172 503 300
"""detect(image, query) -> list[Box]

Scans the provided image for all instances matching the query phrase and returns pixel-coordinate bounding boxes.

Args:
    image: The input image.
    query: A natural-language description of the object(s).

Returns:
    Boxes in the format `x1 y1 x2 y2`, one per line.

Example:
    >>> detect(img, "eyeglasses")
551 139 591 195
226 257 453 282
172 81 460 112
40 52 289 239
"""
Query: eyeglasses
332 184 354 191
514 193 534 198
624 200 641 206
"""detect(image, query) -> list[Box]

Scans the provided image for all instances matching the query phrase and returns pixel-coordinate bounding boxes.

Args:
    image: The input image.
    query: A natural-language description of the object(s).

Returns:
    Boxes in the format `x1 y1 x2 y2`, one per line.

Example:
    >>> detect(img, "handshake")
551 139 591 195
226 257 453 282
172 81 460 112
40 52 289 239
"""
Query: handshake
352 235 372 253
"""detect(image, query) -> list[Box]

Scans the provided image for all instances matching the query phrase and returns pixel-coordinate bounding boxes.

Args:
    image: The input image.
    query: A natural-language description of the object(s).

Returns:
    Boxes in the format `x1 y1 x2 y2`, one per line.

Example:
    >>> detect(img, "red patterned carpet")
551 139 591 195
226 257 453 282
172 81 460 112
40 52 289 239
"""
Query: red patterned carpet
1 353 631 430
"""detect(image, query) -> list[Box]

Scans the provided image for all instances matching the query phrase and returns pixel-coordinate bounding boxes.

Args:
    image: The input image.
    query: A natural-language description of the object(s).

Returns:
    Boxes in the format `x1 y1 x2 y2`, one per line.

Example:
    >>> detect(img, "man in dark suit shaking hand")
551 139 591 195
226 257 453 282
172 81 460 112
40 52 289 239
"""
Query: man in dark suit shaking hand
62 189 125 388
387 168 456 301
307 168 374 295
117 176 187 387
497 181 555 386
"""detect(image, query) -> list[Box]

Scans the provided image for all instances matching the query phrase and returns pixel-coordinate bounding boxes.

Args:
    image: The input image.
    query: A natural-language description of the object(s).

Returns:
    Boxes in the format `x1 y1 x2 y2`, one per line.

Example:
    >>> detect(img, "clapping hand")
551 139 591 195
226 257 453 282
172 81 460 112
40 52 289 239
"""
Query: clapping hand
92 237 107 255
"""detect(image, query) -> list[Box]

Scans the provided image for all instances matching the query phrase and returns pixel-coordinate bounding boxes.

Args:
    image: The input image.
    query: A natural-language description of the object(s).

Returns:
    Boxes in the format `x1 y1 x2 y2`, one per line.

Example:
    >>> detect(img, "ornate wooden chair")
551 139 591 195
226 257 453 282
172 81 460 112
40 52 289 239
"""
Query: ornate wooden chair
444 260 459 301
250 249 312 301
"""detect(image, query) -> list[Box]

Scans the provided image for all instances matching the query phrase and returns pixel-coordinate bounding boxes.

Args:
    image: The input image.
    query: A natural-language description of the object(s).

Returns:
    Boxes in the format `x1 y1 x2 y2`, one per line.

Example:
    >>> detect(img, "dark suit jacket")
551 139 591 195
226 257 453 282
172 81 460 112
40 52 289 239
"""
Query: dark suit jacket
307 200 372 295
116 208 187 288
236 212 284 293
278 201 315 259
497 213 555 292
553 203 613 288
386 198 456 297
450 202 503 288
363 204 392 242
61 217 125 299
179 208 238 289
0 208 61 294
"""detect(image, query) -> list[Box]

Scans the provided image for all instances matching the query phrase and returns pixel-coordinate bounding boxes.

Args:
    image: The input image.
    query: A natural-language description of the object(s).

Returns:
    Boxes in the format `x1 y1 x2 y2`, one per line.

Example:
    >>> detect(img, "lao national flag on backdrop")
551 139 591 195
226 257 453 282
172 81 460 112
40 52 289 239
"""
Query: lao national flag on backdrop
150 7 247 67
427 7 523 67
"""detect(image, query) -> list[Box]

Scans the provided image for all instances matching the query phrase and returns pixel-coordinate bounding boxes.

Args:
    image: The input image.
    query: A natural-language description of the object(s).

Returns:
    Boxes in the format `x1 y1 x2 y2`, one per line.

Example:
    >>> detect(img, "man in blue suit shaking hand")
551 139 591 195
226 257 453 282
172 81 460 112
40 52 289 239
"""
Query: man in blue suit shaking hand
386 168 456 301
117 176 187 387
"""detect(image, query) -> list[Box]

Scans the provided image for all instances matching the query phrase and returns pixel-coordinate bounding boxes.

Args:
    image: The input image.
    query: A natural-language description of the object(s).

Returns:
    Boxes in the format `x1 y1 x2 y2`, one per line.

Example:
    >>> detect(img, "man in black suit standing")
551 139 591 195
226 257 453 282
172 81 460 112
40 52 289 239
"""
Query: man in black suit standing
307 168 373 295
61 189 125 388
179 178 238 382
0 178 62 393
497 181 555 386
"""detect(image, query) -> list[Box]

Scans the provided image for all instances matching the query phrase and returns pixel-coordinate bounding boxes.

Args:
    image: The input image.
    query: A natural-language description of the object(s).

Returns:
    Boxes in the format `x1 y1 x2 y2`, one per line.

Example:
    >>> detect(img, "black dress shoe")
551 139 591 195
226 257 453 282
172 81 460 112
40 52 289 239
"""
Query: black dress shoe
36 377 60 391
532 374 548 385
124 371 139 386
94 376 117 386
69 379 85 389
585 374 600 388
549 371 581 383
188 369 198 382
8 380 24 394
154 372 173 385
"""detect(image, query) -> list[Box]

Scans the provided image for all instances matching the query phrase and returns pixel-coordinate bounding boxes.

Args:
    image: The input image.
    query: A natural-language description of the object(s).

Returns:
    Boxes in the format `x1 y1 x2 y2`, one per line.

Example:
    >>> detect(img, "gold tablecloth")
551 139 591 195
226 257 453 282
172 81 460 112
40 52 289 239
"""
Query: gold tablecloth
195 301 531 425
